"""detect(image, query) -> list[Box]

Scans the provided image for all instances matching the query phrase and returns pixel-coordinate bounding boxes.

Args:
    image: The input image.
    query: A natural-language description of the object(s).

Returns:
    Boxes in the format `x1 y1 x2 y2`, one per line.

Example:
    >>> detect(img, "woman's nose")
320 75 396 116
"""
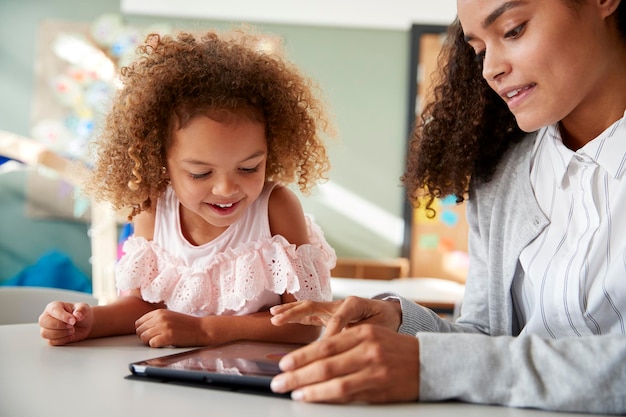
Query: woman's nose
482 49 508 82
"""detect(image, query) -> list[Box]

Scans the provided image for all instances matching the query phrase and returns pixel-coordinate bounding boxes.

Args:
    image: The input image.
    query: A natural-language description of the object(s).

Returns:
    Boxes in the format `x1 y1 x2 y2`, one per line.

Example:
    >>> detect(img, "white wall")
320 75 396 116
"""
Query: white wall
117 0 458 259
121 0 457 30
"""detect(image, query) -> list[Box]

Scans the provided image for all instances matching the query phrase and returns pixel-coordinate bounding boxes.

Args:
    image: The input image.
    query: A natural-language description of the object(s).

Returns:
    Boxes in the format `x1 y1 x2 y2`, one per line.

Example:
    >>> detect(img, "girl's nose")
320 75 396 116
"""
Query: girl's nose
212 175 238 197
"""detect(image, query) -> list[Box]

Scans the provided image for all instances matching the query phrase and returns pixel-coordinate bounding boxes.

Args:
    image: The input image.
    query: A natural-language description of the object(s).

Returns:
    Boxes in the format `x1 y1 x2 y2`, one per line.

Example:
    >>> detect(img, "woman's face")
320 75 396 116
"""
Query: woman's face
457 0 621 138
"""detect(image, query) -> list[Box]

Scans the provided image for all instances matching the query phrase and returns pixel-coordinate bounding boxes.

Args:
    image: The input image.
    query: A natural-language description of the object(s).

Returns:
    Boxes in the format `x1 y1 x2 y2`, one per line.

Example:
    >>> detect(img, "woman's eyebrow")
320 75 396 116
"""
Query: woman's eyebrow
483 0 525 28
463 0 526 42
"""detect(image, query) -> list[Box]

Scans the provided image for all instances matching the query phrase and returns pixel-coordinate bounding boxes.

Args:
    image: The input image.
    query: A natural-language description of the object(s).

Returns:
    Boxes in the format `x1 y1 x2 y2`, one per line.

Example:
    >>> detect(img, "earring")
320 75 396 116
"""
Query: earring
161 166 171 184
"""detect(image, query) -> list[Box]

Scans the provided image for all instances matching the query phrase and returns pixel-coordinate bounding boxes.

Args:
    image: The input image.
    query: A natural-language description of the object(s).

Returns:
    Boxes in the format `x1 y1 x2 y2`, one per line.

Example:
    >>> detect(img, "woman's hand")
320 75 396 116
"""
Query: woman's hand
270 296 403 337
270 324 420 403
39 301 94 346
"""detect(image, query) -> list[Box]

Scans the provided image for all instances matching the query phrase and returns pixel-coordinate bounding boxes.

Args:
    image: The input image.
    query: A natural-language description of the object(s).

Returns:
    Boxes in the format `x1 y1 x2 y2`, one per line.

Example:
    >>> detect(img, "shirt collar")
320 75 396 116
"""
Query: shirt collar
545 111 626 181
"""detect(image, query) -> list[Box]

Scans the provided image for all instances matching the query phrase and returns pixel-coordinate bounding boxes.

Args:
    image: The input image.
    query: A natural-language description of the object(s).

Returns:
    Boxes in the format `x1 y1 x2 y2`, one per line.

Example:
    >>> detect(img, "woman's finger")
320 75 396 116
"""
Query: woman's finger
270 300 343 326
271 325 420 403
272 336 364 394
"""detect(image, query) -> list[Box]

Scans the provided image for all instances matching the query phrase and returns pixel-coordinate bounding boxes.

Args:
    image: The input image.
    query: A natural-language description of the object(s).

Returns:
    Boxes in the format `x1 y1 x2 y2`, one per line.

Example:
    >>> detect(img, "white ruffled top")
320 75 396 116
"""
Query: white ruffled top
115 182 335 317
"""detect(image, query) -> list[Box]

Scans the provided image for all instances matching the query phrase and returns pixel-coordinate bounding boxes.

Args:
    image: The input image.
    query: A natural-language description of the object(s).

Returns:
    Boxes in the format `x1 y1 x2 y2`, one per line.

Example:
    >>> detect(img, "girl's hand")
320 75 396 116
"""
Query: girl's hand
270 324 420 403
135 309 207 347
39 301 94 346
270 296 403 337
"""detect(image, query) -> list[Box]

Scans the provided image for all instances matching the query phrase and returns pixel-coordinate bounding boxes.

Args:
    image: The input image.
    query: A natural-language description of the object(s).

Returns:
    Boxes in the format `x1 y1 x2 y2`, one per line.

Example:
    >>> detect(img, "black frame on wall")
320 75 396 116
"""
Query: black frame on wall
401 23 449 260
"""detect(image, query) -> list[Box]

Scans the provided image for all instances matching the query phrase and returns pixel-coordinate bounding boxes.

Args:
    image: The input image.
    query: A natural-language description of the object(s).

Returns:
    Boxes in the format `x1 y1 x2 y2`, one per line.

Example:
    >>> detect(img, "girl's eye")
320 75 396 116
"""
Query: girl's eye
504 23 526 39
189 172 211 180
239 165 260 174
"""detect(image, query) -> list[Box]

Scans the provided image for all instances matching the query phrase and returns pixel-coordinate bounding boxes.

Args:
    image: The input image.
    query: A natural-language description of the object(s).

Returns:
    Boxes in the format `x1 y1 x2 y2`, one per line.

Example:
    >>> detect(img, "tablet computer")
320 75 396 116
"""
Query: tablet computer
128 340 303 395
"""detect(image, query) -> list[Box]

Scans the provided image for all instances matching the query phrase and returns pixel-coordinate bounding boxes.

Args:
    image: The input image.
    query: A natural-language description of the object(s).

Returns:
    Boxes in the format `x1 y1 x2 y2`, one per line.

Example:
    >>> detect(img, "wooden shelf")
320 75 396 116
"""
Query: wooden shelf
331 257 410 280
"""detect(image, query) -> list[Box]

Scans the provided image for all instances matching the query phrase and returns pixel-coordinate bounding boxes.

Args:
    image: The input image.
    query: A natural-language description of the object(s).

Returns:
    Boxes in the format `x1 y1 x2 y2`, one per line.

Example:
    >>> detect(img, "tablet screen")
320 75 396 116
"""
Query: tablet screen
129 340 304 391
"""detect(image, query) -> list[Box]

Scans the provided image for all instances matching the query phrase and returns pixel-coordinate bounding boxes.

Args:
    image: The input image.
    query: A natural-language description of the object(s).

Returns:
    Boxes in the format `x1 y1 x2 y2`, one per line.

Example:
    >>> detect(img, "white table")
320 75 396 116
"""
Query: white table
0 324 604 417
331 277 465 316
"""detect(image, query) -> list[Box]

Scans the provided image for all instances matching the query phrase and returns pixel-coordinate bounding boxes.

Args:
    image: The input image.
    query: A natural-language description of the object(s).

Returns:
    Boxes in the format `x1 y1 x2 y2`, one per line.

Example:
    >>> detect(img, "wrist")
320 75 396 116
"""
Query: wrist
390 299 403 331
372 293 404 331
199 315 235 345
198 315 217 345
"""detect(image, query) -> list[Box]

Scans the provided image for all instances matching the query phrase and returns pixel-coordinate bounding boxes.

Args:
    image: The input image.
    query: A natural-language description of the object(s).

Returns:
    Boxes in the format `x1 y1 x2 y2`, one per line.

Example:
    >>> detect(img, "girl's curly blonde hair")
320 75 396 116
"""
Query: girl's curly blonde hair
85 29 332 219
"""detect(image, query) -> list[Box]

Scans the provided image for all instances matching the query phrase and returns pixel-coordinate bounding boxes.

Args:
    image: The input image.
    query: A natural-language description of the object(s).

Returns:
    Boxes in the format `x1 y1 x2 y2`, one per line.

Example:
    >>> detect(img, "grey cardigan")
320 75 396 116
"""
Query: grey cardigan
392 134 626 414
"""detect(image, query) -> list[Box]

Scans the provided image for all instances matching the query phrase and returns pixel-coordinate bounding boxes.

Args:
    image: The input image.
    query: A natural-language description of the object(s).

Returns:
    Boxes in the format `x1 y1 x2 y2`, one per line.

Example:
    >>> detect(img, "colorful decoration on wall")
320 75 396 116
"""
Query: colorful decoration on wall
32 14 171 165
412 194 469 282
29 15 171 218
414 195 462 257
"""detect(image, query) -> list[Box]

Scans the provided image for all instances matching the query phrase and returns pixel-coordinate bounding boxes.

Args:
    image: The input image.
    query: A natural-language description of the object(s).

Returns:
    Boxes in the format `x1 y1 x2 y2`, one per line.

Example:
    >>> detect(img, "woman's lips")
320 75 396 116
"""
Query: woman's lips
502 83 536 110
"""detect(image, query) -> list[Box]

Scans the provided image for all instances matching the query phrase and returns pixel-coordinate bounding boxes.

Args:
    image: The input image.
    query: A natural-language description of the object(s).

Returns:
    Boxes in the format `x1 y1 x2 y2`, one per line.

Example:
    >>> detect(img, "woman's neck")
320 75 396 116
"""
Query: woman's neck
559 87 626 151
559 36 626 150
560 111 624 151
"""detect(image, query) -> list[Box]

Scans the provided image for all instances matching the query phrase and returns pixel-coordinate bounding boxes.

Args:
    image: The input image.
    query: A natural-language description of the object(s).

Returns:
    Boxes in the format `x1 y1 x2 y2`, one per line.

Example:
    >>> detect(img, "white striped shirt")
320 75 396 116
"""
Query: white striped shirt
514 112 626 338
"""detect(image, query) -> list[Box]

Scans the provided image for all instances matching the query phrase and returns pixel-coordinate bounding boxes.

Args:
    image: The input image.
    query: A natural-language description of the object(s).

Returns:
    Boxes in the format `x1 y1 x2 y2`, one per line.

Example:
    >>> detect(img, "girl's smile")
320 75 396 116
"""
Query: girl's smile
207 200 241 216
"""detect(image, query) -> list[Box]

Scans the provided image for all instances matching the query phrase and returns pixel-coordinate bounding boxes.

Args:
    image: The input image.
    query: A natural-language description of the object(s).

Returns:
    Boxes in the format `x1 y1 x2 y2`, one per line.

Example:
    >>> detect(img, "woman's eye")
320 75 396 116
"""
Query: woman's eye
474 50 486 63
504 23 526 39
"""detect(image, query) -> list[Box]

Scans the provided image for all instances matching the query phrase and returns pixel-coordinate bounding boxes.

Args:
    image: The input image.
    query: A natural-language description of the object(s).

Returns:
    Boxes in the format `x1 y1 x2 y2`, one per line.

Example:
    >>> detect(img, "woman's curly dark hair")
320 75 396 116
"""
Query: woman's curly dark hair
402 0 626 216
402 20 524 216
85 29 332 219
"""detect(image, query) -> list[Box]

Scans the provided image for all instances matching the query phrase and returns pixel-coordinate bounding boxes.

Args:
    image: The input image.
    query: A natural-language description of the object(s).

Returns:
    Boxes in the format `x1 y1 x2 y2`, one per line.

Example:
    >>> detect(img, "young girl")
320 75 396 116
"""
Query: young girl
269 0 626 414
39 29 335 348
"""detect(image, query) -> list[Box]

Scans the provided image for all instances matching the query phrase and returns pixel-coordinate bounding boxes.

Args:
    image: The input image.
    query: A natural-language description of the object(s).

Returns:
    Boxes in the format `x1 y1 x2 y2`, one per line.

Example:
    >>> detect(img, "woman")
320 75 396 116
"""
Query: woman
268 0 626 414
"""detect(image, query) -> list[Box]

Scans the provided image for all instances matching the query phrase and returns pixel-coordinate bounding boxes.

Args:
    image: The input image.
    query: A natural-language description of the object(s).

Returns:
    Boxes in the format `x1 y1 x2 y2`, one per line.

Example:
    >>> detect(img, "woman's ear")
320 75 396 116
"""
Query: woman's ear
597 0 621 19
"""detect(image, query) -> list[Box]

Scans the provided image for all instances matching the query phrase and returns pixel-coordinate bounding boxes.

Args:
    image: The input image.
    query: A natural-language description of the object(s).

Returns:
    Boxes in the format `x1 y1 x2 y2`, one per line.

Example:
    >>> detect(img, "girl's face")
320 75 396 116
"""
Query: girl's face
166 115 267 240
458 0 621 139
